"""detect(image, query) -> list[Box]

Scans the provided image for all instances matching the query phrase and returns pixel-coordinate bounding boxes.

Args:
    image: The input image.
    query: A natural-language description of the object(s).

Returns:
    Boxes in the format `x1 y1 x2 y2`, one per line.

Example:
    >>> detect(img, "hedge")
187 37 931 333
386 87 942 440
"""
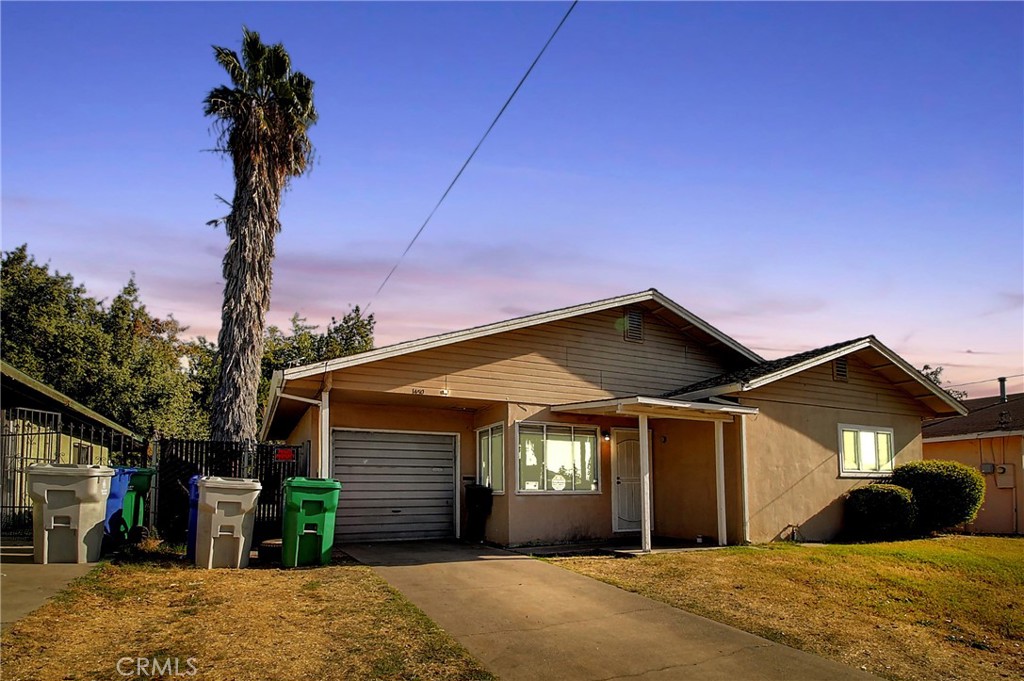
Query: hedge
890 460 985 533
844 484 916 540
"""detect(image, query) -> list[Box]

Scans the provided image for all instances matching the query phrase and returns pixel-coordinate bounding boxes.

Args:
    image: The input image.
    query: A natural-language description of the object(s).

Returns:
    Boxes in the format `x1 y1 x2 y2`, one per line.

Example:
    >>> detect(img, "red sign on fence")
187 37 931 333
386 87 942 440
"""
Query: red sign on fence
274 447 296 462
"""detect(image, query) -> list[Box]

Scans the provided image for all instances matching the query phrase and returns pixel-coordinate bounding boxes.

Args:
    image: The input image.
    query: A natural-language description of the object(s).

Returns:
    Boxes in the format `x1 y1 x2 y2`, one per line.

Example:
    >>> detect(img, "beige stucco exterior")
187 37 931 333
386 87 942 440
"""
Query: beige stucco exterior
271 299 961 547
923 436 1023 535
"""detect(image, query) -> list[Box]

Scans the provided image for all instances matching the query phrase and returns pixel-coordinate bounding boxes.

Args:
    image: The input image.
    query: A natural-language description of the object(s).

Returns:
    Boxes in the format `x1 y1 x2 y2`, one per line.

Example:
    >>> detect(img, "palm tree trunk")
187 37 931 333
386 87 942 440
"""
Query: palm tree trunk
210 158 282 442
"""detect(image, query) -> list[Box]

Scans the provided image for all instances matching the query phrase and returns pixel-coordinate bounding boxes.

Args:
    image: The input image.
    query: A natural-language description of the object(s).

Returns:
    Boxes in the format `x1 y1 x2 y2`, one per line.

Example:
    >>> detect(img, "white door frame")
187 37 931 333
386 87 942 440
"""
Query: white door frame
611 427 652 534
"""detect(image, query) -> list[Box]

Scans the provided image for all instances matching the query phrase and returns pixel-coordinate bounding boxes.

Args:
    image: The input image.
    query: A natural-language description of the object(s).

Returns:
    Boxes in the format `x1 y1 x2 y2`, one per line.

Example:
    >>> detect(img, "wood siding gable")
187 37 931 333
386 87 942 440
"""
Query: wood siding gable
738 353 934 417
324 308 740 405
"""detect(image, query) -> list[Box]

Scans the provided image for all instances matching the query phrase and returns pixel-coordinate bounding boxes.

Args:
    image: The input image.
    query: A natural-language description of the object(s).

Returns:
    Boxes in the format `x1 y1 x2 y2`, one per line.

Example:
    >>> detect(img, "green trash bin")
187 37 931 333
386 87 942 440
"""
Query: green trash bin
282 477 342 567
124 468 156 542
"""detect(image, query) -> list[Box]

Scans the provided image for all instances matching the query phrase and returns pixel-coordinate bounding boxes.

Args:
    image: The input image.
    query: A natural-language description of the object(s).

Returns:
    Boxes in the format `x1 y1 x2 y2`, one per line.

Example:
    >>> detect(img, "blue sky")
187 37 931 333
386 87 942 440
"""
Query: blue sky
3 1 1022 396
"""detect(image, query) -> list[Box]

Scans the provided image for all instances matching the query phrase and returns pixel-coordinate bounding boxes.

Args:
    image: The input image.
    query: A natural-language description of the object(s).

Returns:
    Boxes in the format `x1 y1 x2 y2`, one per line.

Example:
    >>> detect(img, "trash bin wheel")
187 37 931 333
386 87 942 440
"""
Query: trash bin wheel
127 525 150 545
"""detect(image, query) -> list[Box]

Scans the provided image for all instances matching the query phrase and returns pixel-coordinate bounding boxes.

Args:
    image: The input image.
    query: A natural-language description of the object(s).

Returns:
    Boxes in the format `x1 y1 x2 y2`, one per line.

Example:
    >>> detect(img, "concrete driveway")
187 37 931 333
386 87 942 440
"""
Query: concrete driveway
343 541 875 681
1 543 94 630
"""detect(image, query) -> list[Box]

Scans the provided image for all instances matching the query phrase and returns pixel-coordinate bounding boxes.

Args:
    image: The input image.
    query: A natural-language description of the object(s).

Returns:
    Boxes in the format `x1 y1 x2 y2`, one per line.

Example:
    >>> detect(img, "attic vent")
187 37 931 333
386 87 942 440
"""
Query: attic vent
833 357 849 382
624 309 644 343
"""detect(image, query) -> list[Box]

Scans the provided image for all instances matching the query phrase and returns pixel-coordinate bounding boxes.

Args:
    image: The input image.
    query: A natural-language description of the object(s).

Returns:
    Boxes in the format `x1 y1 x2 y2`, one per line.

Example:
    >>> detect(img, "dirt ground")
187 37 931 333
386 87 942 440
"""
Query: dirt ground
553 535 1023 681
1 558 493 681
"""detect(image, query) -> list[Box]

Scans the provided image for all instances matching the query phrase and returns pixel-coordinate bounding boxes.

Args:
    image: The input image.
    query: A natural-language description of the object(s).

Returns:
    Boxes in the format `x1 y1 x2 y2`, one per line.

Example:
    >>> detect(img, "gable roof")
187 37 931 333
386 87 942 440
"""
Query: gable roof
923 393 1024 439
664 336 967 416
0 361 140 439
282 288 763 381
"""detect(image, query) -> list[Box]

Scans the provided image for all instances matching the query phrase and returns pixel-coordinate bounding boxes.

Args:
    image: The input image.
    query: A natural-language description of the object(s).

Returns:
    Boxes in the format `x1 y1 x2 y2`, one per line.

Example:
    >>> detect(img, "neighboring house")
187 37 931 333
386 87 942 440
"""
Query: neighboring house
260 289 965 548
923 386 1023 535
1 360 144 533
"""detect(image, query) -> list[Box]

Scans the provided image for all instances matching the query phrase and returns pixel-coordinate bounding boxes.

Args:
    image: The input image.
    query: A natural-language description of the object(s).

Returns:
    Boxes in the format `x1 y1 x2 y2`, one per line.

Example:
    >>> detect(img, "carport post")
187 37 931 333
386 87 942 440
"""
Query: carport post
639 413 652 552
715 420 727 546
318 378 332 478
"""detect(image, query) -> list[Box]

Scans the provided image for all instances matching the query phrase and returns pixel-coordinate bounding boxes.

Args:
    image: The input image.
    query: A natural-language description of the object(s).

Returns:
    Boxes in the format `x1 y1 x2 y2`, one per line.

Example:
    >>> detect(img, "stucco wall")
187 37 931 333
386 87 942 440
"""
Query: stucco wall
740 398 924 542
924 436 1023 535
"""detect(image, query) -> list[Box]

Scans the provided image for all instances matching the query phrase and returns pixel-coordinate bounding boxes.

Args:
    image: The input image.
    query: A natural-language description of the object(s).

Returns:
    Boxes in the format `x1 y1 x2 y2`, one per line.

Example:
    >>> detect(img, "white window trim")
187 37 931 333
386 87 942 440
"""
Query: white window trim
837 423 895 478
475 422 505 495
514 420 602 495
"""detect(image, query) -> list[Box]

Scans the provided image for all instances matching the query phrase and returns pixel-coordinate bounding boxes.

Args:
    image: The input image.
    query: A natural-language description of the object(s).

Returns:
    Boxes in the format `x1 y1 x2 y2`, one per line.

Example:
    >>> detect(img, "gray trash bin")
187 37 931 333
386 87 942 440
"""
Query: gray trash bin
195 477 262 569
27 464 114 563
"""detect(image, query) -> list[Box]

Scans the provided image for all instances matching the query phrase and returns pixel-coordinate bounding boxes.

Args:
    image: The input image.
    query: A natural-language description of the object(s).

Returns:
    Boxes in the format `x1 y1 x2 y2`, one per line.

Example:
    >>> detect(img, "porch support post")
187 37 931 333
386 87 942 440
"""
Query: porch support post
739 414 750 544
715 419 727 546
639 413 652 552
318 375 333 478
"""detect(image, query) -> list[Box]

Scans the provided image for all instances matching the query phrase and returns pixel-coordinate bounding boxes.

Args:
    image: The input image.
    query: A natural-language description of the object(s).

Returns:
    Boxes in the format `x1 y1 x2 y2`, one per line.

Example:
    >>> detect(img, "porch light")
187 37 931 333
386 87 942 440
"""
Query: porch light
602 431 610 441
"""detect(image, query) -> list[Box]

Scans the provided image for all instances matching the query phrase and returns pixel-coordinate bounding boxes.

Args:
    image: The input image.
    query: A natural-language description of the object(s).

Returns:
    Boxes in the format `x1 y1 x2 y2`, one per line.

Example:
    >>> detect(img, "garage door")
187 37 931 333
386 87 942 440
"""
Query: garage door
332 430 456 542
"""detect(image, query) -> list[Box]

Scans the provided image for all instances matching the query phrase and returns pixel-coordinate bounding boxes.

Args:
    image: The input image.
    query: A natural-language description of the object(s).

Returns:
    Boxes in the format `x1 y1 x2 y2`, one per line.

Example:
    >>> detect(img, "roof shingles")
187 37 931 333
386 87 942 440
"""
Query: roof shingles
663 337 872 398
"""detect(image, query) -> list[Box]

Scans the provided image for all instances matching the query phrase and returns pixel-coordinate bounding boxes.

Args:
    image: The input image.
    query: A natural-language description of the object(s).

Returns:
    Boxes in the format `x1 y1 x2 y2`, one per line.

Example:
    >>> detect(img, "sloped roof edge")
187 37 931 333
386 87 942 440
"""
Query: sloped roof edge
1 360 141 439
282 288 762 381
668 337 968 416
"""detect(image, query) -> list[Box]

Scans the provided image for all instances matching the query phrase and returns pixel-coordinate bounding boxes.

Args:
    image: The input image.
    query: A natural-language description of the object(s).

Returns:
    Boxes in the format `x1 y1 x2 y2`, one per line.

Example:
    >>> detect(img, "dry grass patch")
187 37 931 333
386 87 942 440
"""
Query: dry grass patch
554 535 1023 681
1 558 492 681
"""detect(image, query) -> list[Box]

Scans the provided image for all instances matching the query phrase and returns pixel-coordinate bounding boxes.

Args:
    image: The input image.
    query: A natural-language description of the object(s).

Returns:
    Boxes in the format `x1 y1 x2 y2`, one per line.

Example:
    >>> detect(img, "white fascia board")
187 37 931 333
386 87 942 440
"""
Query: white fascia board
552 395 759 416
651 291 763 363
742 339 875 390
284 290 658 380
923 430 1024 443
852 340 968 416
258 370 283 441
284 288 761 381
670 383 745 401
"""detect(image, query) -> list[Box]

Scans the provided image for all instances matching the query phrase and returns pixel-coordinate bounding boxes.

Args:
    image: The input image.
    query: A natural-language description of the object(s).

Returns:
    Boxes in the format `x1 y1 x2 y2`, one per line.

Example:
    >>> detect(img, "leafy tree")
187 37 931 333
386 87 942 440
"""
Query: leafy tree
0 245 206 438
920 364 968 400
204 27 318 441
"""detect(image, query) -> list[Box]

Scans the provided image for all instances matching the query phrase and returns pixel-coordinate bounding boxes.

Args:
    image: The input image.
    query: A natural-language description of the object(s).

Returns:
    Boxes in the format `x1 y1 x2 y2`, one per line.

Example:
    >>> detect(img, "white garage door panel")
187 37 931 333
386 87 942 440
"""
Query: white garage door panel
333 430 456 541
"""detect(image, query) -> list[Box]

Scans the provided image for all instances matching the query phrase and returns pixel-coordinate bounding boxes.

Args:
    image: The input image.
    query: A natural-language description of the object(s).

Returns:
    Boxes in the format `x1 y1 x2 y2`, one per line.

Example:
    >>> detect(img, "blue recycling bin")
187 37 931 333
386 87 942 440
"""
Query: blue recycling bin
186 474 201 561
104 467 138 538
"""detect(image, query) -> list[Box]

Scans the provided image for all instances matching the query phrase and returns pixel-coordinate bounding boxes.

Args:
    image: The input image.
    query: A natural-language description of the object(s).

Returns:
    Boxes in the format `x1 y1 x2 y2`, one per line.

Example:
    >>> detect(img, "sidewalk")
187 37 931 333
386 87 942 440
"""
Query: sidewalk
343 541 876 681
1 543 94 630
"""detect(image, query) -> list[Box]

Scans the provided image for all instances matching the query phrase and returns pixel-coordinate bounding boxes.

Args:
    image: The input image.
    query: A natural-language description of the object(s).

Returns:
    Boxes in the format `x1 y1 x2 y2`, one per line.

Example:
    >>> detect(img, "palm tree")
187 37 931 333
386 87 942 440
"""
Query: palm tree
204 28 317 441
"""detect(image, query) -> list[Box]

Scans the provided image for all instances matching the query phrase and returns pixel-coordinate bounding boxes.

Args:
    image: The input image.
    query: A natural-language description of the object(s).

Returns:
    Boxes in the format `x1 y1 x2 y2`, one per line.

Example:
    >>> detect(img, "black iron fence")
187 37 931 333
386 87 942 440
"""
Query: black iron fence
153 438 309 544
0 408 147 536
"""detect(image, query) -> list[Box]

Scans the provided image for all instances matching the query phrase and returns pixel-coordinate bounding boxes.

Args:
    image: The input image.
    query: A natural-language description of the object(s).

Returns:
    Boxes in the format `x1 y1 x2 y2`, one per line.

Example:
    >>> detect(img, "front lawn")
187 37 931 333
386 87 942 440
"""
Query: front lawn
1 559 493 681
554 535 1023 681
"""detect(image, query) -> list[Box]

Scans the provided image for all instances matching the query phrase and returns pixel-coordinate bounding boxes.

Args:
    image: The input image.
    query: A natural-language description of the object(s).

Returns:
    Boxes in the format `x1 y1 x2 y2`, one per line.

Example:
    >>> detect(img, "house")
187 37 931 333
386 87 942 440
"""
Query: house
923 383 1023 535
1 360 145 534
260 289 965 548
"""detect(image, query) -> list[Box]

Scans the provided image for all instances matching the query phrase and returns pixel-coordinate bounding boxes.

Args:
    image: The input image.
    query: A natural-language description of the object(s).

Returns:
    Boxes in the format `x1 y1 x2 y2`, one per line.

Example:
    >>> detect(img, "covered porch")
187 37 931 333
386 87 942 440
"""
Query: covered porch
552 396 759 551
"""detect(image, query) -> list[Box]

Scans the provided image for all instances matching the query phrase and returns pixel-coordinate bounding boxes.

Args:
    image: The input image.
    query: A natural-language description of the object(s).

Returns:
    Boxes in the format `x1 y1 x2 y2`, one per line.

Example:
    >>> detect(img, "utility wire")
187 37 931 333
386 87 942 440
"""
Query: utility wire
945 373 1024 389
366 0 579 309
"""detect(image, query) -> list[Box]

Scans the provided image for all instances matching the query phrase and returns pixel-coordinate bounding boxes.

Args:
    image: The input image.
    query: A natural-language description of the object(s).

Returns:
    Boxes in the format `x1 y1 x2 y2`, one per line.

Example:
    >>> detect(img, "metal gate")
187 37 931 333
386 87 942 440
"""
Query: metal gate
153 439 309 544
0 408 147 536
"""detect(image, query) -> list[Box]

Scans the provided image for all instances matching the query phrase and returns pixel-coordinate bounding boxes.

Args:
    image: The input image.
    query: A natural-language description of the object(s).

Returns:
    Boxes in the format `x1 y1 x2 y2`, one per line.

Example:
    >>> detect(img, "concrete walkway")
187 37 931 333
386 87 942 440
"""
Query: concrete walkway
344 541 874 681
1 543 94 630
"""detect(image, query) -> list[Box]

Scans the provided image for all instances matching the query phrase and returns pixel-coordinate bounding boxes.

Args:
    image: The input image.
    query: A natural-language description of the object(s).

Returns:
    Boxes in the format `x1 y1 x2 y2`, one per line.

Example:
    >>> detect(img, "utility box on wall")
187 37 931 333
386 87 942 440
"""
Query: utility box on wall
995 464 1015 490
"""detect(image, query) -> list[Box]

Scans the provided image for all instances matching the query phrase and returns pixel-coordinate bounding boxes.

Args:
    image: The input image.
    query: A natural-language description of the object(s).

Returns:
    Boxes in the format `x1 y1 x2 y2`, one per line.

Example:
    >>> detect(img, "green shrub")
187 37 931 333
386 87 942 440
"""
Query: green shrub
844 484 917 540
890 460 985 533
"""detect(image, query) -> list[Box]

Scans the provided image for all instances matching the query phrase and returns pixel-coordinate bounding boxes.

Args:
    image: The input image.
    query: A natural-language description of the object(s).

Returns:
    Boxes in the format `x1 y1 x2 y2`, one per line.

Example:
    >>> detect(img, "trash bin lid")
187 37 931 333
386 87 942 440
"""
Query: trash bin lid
197 476 262 490
283 476 341 490
27 463 114 477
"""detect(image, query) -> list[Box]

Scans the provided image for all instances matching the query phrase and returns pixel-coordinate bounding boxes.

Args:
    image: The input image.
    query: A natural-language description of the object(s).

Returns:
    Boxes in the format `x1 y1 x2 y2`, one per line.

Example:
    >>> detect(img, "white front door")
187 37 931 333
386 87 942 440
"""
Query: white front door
612 429 642 532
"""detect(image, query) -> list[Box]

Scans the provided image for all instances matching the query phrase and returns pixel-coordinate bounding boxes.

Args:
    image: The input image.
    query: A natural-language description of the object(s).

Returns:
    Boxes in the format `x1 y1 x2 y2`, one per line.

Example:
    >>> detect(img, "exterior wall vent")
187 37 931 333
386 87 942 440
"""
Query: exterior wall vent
833 357 849 382
624 309 644 343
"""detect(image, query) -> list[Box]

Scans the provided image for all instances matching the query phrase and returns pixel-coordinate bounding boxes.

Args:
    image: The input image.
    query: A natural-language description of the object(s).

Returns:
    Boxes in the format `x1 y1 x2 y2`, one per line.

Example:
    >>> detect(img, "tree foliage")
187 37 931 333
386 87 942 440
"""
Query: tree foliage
1 245 206 438
1 245 373 440
920 364 968 400
205 27 318 442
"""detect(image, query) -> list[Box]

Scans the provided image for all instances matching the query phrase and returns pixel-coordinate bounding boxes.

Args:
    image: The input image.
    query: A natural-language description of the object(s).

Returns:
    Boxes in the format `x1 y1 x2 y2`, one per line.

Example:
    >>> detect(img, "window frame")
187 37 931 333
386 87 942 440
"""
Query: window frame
475 422 505 494
837 423 895 478
514 421 602 495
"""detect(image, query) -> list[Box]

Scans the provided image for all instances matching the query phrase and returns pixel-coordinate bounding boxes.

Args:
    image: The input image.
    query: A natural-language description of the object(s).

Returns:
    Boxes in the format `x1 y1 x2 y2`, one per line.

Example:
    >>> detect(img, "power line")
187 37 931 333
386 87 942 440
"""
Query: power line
366 0 579 308
945 373 1024 388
